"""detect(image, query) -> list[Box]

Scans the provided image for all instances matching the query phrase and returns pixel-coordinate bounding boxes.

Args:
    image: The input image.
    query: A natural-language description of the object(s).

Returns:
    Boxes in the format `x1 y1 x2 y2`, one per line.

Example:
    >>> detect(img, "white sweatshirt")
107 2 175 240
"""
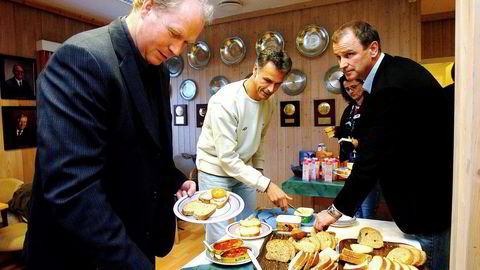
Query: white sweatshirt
196 80 274 192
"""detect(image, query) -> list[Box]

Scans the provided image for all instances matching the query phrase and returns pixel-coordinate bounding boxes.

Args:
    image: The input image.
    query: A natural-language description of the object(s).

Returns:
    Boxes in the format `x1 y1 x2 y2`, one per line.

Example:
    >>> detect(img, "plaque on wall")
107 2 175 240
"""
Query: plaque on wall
314 99 335 126
173 104 188 126
280 101 300 127
196 104 207 128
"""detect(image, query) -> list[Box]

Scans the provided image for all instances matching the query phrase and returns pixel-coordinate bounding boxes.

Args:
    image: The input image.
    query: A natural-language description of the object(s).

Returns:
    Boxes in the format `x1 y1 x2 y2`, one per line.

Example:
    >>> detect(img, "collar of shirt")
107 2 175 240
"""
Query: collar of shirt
363 52 385 93
120 17 148 75
16 79 22 86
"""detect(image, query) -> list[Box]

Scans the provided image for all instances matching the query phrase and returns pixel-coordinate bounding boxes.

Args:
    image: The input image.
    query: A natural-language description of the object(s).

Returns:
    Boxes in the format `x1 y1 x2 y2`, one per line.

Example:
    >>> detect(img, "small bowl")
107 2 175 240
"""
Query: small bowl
276 215 301 232
294 207 314 223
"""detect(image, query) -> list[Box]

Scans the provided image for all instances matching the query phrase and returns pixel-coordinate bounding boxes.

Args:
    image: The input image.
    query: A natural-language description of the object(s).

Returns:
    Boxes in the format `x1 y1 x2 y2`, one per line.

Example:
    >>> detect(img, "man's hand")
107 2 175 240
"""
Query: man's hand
314 210 337 231
176 180 196 200
266 182 292 213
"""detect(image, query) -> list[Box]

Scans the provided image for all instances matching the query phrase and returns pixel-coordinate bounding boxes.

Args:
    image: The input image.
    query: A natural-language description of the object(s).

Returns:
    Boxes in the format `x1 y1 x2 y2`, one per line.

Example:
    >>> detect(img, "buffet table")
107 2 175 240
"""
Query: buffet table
281 176 346 198
181 218 421 269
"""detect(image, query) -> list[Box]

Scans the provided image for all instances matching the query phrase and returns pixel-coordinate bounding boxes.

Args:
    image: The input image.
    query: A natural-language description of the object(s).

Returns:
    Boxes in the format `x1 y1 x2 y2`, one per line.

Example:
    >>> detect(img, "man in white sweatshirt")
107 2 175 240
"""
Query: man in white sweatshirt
196 48 293 243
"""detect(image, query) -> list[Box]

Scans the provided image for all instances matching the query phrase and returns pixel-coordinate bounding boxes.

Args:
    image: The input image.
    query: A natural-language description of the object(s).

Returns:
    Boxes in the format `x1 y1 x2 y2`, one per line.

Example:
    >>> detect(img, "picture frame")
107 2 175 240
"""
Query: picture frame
0 54 37 100
196 104 207 128
1 106 37 150
173 104 188 126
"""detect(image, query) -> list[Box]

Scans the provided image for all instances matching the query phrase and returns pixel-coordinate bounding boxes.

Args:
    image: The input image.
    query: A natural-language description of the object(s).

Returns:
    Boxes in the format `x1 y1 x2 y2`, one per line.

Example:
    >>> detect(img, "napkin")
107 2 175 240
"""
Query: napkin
182 263 254 270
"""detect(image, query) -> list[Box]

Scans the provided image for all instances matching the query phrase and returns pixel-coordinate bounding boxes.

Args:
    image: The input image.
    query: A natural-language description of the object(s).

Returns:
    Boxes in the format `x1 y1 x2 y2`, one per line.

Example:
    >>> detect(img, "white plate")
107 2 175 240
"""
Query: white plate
173 190 245 224
331 215 356 227
225 221 273 240
204 243 259 266
334 167 351 178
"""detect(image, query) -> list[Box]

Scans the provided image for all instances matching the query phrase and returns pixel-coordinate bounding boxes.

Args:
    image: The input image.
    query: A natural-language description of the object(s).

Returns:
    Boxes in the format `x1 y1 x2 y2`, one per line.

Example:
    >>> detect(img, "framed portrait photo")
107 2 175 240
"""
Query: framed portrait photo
0 54 37 100
2 106 37 150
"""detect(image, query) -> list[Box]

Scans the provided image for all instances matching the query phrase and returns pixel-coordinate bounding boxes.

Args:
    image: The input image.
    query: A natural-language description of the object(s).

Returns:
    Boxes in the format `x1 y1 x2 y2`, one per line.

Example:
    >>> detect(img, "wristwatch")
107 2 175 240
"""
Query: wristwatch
326 204 343 220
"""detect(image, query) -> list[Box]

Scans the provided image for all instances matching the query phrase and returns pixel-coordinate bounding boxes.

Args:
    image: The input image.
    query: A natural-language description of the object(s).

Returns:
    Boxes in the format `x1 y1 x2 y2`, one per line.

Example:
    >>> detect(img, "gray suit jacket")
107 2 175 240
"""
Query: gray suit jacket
26 18 185 269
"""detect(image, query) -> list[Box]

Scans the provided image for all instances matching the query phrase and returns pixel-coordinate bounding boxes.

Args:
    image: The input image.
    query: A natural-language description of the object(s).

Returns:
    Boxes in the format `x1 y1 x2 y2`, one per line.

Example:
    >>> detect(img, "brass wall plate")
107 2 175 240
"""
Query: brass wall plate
280 101 300 127
314 99 335 126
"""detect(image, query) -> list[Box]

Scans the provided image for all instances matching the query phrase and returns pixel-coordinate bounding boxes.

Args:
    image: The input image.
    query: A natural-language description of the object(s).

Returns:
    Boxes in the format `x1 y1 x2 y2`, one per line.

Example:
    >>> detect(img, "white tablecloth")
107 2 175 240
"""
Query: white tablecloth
182 218 421 268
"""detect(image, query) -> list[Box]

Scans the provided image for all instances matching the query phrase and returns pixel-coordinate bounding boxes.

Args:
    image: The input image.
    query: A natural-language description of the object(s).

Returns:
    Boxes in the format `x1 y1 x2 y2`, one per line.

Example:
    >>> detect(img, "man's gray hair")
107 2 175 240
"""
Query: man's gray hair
132 0 214 23
256 48 292 74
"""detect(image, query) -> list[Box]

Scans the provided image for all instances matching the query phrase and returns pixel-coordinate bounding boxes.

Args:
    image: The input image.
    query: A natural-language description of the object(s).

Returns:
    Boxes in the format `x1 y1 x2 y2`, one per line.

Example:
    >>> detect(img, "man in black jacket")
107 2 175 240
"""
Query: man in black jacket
26 0 213 269
315 21 453 270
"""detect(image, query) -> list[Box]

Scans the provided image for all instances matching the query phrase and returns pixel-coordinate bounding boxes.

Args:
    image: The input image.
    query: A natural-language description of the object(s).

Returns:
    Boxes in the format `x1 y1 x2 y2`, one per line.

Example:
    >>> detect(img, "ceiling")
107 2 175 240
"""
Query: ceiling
23 0 454 25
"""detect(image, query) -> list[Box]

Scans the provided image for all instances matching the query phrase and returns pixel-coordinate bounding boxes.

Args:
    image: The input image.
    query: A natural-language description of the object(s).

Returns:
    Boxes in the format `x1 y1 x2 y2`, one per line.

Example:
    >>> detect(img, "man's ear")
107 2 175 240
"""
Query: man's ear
369 41 380 58
140 0 153 17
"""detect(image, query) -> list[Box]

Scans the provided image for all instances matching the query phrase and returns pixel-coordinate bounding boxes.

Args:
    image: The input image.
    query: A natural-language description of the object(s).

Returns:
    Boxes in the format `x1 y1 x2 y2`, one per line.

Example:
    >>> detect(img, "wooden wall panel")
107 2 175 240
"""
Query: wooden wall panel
451 0 480 268
0 0 97 183
170 0 421 210
422 18 455 59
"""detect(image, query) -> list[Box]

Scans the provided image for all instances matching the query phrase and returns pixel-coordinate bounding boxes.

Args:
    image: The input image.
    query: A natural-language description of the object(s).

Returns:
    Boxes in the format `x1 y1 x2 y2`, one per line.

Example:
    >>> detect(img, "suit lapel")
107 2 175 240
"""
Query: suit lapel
108 18 163 150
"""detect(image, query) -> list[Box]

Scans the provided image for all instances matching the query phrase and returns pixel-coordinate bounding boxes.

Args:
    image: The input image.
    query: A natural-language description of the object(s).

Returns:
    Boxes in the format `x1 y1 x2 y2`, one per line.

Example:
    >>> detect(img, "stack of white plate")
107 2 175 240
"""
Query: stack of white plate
331 215 356 227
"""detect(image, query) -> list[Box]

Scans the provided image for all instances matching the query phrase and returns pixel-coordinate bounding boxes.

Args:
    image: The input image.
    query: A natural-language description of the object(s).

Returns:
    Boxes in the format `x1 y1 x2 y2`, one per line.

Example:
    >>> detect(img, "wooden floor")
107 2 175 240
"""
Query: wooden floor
0 221 205 270
156 220 205 269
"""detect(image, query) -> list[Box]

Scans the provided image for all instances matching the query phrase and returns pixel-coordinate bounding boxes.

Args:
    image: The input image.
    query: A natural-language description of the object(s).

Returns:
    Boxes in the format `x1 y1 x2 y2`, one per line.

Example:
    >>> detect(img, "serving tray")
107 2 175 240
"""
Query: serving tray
338 239 425 270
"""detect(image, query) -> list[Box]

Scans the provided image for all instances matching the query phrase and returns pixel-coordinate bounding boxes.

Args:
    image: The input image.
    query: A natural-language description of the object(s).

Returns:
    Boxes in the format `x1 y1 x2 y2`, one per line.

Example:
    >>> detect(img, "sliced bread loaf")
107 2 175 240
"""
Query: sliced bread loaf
266 239 296 263
316 231 334 250
358 227 384 248
387 247 414 265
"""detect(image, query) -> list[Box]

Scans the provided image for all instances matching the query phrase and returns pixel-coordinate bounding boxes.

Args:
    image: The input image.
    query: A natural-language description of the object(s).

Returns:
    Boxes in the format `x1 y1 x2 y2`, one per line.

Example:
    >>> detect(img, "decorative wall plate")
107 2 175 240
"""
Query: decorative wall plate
220 37 246 65
208 76 229 96
187 41 211 70
281 69 307 96
255 31 285 55
324 65 344 94
179 79 197 101
165 56 184 77
296 25 329 57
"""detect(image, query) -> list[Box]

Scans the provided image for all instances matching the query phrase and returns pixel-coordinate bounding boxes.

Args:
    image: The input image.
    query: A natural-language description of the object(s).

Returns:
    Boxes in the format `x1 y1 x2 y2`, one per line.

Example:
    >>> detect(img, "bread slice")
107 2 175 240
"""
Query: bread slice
240 217 261 227
293 238 316 253
367 256 386 270
391 261 402 270
310 254 331 270
266 239 296 263
387 247 414 265
323 258 336 270
199 189 230 209
358 227 384 248
288 251 308 270
350 244 374 254
340 248 372 265
344 261 369 270
382 257 393 270
303 251 316 270
398 244 422 266
182 200 217 220
319 247 340 262
239 226 260 237
316 231 334 250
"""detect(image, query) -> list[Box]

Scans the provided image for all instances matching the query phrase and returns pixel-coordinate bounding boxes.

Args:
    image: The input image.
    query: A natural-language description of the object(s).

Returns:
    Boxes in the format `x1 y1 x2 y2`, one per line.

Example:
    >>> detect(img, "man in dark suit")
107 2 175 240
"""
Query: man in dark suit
13 113 35 148
2 64 34 99
26 0 213 269
314 21 453 269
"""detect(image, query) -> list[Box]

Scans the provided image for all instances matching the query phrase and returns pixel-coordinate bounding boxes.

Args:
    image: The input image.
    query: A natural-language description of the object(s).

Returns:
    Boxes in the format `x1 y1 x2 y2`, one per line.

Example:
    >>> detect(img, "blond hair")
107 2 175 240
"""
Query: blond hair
131 0 214 23
332 20 381 50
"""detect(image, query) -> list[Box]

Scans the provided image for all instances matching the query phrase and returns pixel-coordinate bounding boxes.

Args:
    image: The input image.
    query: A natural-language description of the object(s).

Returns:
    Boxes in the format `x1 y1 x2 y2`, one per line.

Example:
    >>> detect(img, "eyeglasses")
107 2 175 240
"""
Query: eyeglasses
345 84 361 92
